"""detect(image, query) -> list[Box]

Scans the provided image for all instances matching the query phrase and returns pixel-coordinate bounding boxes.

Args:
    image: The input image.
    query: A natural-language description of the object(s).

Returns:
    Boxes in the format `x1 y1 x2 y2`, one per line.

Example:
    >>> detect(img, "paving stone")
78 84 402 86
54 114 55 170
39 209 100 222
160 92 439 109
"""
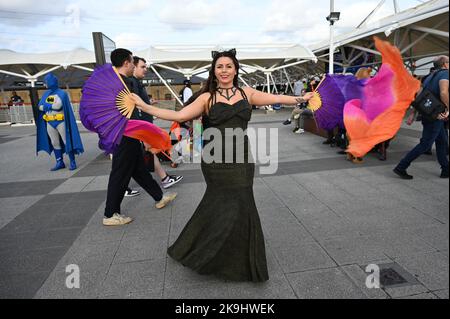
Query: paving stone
1 117 448 299
432 289 449 299
101 259 165 297
394 251 449 291
50 177 96 194
321 236 387 266
286 267 367 299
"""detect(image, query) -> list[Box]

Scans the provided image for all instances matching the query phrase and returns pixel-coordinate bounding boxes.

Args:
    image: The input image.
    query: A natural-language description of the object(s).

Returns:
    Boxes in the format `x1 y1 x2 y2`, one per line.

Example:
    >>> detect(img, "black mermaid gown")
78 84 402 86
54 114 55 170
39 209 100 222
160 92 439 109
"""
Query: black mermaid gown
167 99 269 282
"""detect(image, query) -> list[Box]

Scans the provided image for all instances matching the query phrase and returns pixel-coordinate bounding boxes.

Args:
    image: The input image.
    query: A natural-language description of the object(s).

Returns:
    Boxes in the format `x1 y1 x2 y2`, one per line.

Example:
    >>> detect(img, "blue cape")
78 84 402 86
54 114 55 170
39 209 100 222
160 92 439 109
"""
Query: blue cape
36 73 84 155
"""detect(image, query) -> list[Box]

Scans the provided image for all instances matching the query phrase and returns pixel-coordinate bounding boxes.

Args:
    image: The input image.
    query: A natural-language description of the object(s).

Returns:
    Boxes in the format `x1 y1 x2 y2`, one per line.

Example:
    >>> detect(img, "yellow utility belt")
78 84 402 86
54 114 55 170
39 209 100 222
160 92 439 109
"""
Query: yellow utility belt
43 114 64 121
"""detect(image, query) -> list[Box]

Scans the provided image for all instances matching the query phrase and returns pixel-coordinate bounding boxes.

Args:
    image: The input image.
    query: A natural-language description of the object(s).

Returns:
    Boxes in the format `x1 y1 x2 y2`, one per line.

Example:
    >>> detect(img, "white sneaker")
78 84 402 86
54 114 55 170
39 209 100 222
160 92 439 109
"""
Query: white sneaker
155 193 177 209
293 128 305 134
124 189 140 197
103 213 133 226
161 175 183 189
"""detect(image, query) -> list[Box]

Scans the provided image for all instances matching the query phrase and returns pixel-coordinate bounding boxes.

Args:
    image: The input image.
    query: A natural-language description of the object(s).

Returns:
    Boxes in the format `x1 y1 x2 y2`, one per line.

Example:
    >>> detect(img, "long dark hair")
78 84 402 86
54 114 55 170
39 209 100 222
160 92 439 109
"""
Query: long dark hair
201 49 246 109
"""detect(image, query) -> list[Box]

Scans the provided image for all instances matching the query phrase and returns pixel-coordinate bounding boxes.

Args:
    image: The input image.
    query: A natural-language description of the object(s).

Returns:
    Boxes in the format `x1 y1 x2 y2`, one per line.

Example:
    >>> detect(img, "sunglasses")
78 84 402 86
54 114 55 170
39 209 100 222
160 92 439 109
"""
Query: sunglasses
211 48 236 59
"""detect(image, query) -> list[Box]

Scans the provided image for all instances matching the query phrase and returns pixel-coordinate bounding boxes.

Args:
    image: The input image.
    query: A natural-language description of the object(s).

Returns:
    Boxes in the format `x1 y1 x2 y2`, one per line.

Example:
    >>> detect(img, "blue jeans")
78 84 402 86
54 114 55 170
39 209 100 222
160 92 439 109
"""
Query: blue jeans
397 120 449 172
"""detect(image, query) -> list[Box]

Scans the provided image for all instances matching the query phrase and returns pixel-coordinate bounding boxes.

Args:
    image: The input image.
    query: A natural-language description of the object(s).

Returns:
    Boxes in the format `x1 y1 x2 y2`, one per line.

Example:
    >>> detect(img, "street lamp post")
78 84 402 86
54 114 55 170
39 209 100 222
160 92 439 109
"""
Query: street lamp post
326 0 340 74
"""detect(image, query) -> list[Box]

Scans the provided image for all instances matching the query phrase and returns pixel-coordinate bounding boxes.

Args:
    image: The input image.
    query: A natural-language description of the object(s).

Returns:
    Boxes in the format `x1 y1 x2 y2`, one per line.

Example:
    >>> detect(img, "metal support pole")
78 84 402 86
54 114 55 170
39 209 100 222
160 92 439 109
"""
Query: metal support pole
328 0 334 74
269 73 278 94
29 80 39 124
149 65 183 106
266 72 271 93
282 68 294 94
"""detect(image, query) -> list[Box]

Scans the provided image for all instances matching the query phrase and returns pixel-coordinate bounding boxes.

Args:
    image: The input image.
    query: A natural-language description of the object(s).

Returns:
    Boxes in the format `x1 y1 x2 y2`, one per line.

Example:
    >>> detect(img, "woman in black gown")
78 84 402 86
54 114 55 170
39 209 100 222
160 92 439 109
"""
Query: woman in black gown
132 49 314 282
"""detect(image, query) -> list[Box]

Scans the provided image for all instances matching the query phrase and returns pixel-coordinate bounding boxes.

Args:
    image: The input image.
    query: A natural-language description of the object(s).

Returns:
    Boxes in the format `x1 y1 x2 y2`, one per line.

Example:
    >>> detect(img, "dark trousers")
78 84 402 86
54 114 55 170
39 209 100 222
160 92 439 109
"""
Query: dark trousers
104 136 163 218
396 120 449 172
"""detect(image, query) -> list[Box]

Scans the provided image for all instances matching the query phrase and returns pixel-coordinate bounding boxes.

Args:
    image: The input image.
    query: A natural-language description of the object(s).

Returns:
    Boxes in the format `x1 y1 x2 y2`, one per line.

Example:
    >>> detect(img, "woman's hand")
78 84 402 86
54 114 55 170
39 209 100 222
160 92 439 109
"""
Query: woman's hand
131 93 145 108
294 92 314 104
302 92 314 101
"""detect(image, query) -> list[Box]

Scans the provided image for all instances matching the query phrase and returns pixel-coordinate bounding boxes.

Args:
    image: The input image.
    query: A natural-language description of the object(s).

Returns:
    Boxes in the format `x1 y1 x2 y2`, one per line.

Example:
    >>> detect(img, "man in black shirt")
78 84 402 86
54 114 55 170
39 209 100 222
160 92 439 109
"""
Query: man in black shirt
103 48 177 226
131 56 183 189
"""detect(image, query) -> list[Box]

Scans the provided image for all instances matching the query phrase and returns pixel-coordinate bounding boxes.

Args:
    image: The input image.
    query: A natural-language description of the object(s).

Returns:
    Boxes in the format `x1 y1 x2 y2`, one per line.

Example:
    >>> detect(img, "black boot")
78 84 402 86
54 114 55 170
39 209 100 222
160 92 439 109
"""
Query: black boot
393 167 413 180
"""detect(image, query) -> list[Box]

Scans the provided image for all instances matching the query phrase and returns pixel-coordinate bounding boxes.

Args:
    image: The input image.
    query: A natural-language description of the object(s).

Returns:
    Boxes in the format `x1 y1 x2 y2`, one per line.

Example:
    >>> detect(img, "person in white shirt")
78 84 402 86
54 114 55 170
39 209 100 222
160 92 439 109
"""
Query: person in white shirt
182 80 193 104
293 79 303 96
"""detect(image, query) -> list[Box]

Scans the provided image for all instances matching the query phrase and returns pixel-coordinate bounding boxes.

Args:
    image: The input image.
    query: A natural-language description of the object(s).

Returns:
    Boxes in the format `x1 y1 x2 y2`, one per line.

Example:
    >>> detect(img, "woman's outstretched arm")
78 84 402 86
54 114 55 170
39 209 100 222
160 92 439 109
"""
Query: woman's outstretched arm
132 93 208 122
243 87 314 106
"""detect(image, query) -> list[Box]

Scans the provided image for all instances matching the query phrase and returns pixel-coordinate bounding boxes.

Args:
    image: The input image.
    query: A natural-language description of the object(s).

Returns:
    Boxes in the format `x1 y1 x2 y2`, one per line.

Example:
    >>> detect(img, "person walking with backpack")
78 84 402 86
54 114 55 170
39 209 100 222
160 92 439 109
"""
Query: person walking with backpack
393 56 449 179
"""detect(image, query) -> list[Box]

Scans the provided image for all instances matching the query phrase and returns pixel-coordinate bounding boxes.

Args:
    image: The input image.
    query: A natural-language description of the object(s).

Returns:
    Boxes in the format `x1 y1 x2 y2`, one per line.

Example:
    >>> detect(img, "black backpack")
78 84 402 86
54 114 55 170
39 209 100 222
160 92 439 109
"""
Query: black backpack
411 70 447 121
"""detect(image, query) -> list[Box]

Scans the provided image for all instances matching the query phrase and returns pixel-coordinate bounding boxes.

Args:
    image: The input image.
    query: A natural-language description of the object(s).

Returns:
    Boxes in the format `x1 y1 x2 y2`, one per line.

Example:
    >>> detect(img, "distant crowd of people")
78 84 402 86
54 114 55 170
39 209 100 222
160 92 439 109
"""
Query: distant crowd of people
280 56 449 176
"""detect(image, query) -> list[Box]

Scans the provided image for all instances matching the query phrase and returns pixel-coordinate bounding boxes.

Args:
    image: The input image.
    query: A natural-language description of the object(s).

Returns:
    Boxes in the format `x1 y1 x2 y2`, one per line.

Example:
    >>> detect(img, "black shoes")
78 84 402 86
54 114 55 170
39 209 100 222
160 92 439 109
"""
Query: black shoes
323 139 336 147
282 119 292 125
393 168 413 180
393 168 448 179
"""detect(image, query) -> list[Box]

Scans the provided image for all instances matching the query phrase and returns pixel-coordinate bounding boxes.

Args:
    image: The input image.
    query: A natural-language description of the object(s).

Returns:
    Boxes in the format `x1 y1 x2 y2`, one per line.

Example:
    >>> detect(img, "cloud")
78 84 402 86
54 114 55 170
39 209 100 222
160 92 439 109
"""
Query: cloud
114 32 151 51
213 31 248 44
0 0 419 54
259 0 397 46
294 24 332 45
158 0 243 31
0 33 66 53
112 0 153 15
0 34 26 51
338 1 394 28
0 0 61 11
0 0 71 27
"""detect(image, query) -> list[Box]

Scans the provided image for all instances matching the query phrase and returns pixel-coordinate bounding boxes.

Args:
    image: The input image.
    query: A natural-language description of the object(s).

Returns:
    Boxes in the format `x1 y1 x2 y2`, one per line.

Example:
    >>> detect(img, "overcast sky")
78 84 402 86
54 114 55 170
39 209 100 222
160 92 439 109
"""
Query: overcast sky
0 0 425 53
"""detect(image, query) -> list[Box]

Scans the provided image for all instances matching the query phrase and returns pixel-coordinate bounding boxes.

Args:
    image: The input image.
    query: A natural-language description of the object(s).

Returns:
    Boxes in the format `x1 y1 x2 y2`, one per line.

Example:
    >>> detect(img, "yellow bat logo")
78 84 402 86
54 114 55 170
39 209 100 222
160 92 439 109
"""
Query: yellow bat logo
46 96 55 104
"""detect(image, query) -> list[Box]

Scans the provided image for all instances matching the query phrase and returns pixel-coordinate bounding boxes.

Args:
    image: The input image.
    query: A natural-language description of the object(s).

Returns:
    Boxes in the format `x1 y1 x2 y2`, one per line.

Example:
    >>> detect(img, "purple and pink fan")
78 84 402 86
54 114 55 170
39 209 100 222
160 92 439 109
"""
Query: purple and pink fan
79 64 171 155
307 74 363 131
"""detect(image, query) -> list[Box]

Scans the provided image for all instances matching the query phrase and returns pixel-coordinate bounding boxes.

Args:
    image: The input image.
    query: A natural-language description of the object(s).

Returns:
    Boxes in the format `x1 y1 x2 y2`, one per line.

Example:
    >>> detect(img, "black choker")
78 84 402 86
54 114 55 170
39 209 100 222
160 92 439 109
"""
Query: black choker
217 87 238 101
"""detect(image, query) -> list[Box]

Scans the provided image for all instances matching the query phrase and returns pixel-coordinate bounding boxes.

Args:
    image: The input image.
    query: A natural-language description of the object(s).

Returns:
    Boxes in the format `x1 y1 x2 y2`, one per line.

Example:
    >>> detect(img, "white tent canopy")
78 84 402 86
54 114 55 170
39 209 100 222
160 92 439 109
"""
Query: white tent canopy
0 43 316 102
136 44 317 73
135 44 317 99
308 0 448 74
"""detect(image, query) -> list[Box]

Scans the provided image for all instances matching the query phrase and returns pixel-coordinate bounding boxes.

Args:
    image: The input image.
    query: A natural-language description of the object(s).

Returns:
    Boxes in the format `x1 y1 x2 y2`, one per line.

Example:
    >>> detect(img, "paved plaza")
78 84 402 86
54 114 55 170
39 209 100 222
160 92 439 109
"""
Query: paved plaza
0 108 448 299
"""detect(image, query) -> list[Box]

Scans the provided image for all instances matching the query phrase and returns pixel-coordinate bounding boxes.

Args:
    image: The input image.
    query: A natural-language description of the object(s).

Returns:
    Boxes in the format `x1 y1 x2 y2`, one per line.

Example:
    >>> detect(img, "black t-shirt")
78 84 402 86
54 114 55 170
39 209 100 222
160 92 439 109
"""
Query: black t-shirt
129 76 153 123
306 83 315 93
120 74 153 123
424 69 449 99
120 74 135 93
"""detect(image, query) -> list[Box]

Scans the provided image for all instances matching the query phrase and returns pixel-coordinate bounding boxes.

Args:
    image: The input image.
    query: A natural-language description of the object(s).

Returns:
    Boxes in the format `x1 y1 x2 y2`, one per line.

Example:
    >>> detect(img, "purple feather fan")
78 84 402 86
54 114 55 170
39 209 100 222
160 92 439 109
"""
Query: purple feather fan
79 64 132 154
308 74 363 131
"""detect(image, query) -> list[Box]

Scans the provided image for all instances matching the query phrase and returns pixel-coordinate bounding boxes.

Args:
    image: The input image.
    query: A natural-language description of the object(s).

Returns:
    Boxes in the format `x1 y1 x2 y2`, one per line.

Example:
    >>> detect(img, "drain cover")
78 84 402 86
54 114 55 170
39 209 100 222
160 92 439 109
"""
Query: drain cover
362 262 420 288
380 268 408 286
